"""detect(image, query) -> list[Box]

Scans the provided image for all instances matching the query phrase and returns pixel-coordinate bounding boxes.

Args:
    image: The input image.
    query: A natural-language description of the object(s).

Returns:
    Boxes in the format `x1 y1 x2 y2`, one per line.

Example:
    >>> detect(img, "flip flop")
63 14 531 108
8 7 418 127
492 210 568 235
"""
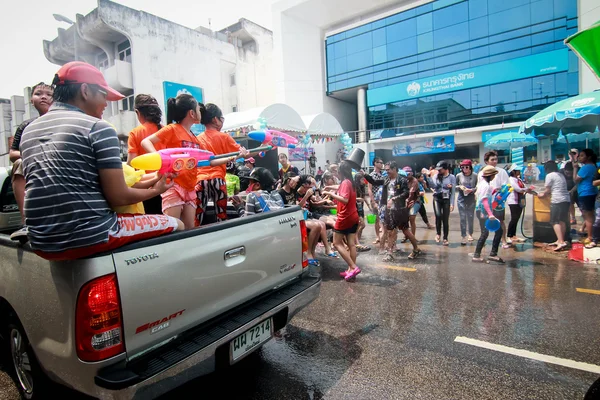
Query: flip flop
326 252 340 258
553 243 568 252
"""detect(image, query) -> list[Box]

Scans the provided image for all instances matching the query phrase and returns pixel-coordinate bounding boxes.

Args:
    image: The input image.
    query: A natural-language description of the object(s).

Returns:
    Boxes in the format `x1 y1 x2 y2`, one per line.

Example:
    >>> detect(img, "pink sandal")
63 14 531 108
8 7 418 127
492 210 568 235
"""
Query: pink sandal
344 267 361 281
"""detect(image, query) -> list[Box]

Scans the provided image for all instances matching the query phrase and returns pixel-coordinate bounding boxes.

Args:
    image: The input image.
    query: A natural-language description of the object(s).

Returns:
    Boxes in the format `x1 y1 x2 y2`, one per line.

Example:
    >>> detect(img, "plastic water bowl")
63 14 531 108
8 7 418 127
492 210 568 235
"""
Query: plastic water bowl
485 218 501 232
367 214 376 224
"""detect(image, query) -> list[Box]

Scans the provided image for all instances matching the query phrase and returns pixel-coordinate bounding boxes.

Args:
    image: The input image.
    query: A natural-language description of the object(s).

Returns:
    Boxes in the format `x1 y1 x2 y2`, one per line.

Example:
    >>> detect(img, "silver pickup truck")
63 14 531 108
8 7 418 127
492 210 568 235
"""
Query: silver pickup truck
0 204 320 399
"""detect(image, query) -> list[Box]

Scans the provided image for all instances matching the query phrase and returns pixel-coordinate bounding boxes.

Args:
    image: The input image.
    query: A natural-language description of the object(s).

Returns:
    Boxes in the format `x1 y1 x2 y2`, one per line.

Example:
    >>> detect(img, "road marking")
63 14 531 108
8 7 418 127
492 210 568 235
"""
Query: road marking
455 336 600 374
382 265 417 272
576 288 600 295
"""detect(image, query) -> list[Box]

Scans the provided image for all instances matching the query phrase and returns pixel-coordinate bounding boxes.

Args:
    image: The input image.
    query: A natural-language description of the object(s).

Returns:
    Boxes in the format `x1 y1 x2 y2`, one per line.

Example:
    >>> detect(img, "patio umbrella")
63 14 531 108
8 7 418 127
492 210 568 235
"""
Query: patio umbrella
556 130 600 144
484 131 538 150
518 90 600 137
565 20 600 80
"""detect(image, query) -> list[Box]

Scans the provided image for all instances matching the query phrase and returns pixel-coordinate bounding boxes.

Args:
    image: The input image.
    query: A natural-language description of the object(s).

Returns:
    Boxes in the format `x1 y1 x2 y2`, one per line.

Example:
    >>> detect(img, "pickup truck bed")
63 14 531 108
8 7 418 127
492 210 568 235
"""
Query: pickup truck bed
0 206 321 399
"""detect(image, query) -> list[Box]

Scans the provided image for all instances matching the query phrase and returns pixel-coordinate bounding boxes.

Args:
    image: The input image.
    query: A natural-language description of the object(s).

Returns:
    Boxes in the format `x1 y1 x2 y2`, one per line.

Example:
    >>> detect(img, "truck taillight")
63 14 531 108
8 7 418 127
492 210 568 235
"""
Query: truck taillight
76 274 124 362
300 220 308 268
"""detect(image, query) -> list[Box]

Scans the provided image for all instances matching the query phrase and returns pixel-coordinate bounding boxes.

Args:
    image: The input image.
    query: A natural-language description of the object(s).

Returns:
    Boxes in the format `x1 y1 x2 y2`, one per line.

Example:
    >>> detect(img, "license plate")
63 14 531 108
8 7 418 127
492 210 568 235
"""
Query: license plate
230 318 273 362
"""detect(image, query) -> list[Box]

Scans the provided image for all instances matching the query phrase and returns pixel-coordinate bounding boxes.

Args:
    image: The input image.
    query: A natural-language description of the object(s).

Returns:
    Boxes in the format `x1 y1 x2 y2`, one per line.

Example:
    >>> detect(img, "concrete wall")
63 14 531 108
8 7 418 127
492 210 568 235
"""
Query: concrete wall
579 0 600 93
97 1 274 121
273 12 358 133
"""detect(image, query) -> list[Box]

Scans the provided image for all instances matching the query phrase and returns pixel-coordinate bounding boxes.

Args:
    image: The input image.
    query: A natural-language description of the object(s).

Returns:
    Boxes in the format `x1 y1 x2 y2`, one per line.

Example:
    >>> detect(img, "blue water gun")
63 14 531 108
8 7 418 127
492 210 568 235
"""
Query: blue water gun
491 184 513 211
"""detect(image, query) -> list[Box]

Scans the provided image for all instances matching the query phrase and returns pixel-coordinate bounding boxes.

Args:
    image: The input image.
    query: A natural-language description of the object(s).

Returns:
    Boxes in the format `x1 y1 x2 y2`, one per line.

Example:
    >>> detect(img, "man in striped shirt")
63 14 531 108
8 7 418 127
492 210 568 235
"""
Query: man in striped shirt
20 62 183 260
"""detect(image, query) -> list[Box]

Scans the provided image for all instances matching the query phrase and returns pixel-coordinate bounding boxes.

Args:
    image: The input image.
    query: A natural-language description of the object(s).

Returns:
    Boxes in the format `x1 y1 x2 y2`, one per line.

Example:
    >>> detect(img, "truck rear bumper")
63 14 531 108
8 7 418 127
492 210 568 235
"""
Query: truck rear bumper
94 276 321 400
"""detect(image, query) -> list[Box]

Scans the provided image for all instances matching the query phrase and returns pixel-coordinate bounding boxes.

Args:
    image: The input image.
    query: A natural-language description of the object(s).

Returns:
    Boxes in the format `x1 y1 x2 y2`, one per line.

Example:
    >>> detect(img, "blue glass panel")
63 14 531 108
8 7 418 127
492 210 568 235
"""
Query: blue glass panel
532 21 554 33
433 0 464 10
488 0 528 14
568 51 578 73
471 86 491 113
567 18 578 29
372 19 386 29
327 44 335 61
470 57 490 67
388 63 418 79
470 46 489 59
435 61 470 74
469 17 488 40
388 73 418 85
335 80 348 90
419 70 435 79
373 45 387 64
554 17 566 28
373 63 388 72
348 67 373 79
334 41 346 59
530 0 553 24
532 43 556 54
373 28 386 47
346 32 373 55
417 32 434 53
555 0 577 19
531 31 555 46
374 70 388 81
416 3 433 15
435 50 470 68
434 22 469 48
489 5 531 35
335 57 347 75
385 9 416 25
369 81 388 89
326 37 334 45
386 18 417 43
388 56 417 68
567 72 578 95
434 42 469 57
433 2 468 30
418 51 433 61
417 13 432 34
418 59 434 71
489 48 531 63
347 49 373 71
555 72 567 96
387 37 418 60
493 27 531 43
554 26 567 41
327 60 335 77
469 0 487 19
470 37 489 48
489 36 531 55
345 24 372 39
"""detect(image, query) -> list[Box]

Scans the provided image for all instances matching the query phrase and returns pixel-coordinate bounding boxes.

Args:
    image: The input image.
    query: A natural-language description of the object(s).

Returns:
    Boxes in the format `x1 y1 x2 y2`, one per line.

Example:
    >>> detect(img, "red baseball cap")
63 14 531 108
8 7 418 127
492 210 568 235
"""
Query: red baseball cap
54 62 125 101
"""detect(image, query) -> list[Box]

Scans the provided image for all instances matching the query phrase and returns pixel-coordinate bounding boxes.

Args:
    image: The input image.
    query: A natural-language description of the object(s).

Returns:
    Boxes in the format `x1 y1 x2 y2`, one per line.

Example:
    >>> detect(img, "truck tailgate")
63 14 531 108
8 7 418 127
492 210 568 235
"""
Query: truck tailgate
112 208 305 357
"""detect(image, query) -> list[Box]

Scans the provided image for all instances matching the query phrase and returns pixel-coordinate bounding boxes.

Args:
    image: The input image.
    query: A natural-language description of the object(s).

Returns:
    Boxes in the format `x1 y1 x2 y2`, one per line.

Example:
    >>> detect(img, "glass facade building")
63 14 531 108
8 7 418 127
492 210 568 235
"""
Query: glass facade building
325 0 579 136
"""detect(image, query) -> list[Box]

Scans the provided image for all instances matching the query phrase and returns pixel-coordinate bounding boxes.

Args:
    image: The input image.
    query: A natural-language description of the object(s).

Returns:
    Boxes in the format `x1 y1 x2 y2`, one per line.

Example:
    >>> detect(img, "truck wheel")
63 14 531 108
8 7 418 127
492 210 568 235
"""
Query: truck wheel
7 322 47 399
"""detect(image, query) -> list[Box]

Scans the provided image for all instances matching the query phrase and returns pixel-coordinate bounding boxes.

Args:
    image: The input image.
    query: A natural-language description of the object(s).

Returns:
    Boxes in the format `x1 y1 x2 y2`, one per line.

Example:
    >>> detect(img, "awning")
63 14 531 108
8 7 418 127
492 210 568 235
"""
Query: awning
301 113 344 137
222 103 307 134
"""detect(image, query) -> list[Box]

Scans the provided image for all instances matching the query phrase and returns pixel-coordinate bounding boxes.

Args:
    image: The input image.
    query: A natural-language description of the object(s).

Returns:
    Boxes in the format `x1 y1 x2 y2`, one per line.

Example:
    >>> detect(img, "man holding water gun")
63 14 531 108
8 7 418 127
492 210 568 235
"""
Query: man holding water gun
477 151 511 248
473 166 504 263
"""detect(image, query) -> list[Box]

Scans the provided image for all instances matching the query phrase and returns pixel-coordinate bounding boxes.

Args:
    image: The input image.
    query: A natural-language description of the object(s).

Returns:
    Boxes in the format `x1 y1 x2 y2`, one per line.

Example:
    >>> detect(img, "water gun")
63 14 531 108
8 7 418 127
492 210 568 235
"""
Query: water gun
248 129 299 149
131 148 214 174
491 184 513 211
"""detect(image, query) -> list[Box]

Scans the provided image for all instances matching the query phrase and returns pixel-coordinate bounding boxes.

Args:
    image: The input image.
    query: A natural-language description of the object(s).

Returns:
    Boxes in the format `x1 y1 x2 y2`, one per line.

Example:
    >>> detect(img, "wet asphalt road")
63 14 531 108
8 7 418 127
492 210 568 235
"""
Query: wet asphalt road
2 199 600 399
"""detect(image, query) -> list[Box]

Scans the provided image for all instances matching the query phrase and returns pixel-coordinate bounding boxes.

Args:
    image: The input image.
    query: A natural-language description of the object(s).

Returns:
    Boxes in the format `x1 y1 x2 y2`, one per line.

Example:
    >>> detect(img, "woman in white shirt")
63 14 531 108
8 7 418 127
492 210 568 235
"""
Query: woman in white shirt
538 160 571 251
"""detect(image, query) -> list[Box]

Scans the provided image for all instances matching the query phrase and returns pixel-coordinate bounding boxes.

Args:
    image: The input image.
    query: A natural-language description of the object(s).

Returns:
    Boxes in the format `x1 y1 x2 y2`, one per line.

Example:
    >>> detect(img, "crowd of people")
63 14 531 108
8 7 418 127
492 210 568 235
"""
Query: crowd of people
9 60 600 281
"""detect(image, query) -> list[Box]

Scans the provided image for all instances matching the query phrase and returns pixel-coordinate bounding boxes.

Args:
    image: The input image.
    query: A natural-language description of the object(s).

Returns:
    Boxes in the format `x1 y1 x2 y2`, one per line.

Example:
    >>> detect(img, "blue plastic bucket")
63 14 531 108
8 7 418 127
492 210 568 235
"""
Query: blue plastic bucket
485 218 501 232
